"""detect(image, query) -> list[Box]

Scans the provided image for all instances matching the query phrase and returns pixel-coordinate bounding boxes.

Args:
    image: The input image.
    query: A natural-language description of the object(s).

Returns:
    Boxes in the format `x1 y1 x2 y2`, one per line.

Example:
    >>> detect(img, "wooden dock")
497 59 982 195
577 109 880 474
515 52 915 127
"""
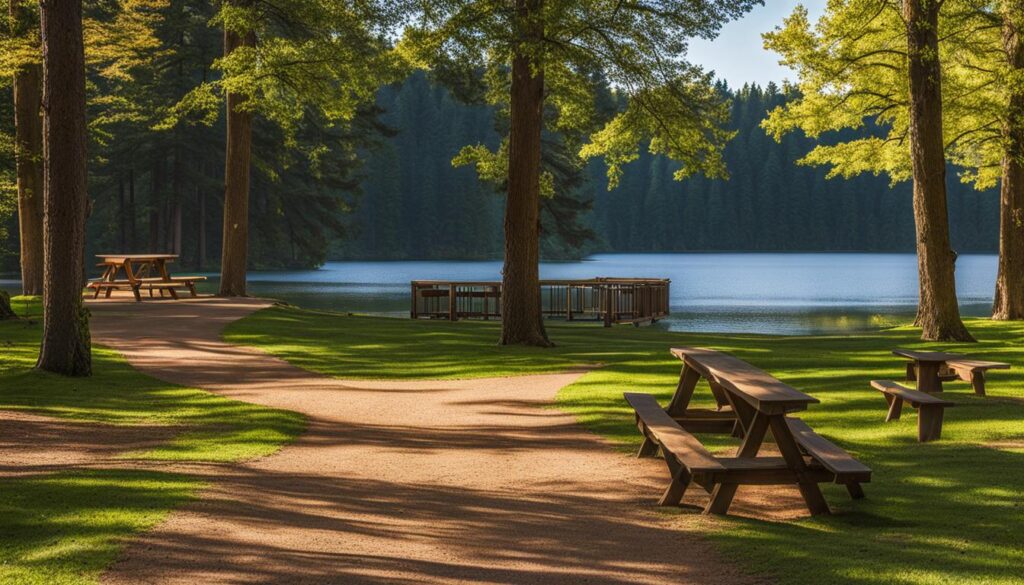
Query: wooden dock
410 278 670 326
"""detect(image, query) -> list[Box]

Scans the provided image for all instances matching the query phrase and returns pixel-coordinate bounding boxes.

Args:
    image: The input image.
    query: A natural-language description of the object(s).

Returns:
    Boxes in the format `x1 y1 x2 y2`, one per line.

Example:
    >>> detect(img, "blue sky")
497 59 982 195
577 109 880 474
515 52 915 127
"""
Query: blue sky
687 0 827 88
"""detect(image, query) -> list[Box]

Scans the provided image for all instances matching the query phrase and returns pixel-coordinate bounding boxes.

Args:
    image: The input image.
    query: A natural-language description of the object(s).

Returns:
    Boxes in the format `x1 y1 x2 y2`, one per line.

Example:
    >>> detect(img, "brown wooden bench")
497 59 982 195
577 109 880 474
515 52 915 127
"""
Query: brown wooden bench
140 276 206 298
627 390 870 514
87 278 142 301
871 380 955 442
88 276 206 300
626 392 729 507
784 417 871 498
943 359 1010 396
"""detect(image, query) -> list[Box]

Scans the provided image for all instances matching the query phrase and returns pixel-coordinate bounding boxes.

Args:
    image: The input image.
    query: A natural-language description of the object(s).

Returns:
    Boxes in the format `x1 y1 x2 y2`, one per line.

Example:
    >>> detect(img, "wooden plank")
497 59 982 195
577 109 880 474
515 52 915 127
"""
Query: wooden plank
871 380 955 406
945 359 1010 371
96 253 178 260
624 393 726 473
670 347 818 414
785 417 872 482
892 348 964 362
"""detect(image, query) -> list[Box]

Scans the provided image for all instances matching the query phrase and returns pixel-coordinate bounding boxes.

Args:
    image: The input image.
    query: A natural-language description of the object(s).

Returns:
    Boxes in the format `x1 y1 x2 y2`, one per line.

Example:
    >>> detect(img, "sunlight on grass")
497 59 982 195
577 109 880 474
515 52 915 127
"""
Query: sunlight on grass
0 298 304 584
231 305 1024 585
0 470 199 585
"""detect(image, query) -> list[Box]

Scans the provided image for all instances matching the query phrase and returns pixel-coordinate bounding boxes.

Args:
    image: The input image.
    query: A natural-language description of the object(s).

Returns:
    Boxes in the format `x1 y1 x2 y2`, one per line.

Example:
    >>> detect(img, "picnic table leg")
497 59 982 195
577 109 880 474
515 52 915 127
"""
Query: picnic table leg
659 454 691 506
969 371 986 396
884 393 904 422
723 390 756 439
705 412 770 515
768 415 830 516
636 416 660 458
916 362 943 393
665 364 700 417
637 437 659 458
707 380 732 411
906 362 917 382
124 260 143 302
917 405 945 442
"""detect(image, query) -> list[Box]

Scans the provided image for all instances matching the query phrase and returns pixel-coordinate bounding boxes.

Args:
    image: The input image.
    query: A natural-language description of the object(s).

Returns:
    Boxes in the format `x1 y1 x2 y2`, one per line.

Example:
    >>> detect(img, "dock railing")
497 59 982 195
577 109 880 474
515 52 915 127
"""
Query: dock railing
410 277 670 326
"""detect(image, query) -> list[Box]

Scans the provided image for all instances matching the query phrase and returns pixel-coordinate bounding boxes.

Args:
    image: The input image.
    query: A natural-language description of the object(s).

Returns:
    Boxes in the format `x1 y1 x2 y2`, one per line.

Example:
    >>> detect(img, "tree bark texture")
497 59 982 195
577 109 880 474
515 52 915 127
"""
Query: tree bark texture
36 0 92 376
903 0 974 341
219 8 255 297
500 0 551 346
11 0 44 296
994 1 1024 320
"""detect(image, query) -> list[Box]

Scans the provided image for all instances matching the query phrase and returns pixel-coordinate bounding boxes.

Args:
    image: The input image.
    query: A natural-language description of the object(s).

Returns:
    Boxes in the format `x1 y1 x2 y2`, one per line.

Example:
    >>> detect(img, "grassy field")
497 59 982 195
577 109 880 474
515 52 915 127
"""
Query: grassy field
228 306 1024 585
0 298 304 584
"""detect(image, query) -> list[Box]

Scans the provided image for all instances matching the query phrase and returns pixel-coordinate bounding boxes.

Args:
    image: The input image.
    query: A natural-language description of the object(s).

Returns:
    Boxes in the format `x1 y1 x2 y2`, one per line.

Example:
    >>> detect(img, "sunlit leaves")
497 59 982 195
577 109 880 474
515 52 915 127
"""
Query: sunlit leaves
762 0 1024 191
170 0 405 159
406 0 760 189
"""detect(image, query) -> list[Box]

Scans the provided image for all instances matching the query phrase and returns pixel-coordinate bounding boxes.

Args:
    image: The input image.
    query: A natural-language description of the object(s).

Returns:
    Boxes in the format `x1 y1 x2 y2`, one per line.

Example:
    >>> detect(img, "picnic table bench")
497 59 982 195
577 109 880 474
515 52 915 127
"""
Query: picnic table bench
894 349 1010 395
871 380 955 442
626 347 871 516
86 254 206 301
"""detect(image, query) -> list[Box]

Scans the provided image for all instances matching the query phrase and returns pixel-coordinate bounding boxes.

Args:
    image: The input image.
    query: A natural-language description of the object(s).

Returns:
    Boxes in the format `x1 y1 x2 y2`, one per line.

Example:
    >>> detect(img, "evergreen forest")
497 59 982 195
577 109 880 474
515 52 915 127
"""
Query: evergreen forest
1 70 1000 272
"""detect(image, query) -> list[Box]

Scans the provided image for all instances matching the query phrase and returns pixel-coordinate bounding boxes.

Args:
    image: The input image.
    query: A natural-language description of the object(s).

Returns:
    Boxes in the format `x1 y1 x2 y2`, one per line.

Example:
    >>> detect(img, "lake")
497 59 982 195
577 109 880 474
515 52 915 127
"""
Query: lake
1 253 998 335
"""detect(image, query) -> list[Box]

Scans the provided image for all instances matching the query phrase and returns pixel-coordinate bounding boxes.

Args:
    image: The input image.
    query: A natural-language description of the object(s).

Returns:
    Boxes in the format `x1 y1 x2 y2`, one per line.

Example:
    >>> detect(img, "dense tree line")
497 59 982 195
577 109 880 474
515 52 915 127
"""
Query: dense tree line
11 66 999 270
2 59 1001 272
340 77 998 259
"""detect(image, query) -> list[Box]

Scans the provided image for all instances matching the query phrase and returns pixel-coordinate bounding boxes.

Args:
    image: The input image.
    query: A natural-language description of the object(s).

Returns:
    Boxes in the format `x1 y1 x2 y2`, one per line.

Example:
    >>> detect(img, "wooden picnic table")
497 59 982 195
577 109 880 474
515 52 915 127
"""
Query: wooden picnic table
892 348 1011 395
88 254 204 302
653 347 859 515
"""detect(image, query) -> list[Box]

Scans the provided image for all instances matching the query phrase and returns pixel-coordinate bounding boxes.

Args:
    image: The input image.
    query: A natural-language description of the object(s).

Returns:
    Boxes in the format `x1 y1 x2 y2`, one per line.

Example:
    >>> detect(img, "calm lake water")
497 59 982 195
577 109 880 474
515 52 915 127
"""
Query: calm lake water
1 253 998 335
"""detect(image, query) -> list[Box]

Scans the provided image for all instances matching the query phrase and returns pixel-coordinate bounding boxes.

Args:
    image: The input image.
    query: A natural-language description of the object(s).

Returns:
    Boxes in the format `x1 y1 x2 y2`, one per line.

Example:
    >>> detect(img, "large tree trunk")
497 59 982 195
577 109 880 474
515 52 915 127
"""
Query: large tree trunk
36 0 91 376
118 175 127 251
170 144 183 256
903 0 974 341
994 2 1024 320
219 8 255 297
500 0 551 347
128 168 137 250
196 182 206 270
10 1 43 296
149 156 163 251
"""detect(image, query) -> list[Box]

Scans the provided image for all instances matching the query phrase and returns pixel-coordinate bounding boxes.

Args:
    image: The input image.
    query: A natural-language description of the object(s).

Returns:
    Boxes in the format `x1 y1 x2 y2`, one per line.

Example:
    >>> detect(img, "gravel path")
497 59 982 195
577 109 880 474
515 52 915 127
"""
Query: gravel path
86 296 766 585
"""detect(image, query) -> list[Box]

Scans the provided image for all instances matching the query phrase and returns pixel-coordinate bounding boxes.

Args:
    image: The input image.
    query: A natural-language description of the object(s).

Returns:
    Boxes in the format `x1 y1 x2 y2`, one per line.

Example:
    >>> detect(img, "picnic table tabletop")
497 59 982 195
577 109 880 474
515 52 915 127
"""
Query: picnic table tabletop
670 346 818 414
892 348 965 363
97 253 178 262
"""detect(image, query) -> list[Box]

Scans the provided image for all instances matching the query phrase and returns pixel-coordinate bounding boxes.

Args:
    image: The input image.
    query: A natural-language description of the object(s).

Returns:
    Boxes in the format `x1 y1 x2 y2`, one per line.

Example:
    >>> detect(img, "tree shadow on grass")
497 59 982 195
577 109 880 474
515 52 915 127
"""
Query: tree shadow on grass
0 469 199 584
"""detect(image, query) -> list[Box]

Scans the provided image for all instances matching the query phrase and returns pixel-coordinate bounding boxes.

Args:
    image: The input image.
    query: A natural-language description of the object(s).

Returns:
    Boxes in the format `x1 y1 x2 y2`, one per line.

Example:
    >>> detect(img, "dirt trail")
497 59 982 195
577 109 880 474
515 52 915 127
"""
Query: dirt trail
83 296 768 585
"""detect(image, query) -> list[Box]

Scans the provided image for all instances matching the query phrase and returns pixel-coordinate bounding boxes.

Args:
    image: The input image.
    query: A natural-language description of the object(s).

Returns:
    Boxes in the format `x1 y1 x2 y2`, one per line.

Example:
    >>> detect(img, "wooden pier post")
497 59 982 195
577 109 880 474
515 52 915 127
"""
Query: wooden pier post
449 283 457 321
603 284 613 327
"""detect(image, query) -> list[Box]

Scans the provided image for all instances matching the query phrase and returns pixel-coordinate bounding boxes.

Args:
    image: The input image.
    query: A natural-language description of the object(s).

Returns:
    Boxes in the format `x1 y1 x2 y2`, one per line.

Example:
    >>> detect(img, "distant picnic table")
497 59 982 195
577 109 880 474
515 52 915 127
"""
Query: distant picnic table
893 348 1010 395
87 254 205 301
625 347 870 516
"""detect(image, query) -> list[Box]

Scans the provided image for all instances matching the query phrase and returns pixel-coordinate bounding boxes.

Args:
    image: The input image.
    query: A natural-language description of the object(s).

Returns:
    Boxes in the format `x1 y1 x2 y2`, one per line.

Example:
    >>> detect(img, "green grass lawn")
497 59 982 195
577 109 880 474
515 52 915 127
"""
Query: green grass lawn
0 298 304 584
228 306 1024 585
